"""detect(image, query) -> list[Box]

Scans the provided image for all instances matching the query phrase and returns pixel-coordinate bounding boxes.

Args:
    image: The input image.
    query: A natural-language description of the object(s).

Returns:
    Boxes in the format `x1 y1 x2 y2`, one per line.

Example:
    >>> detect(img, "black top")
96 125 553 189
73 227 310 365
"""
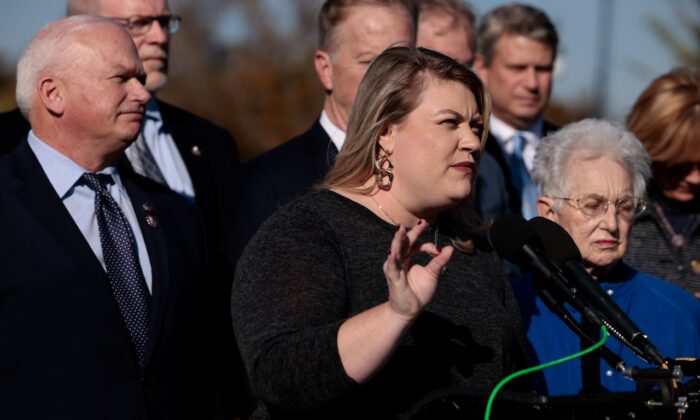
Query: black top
625 188 700 294
232 190 526 418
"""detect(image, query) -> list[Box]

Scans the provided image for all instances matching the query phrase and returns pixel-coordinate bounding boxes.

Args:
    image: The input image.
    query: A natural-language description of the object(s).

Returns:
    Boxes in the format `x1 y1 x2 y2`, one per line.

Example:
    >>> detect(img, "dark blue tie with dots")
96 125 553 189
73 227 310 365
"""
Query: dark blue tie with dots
81 173 151 367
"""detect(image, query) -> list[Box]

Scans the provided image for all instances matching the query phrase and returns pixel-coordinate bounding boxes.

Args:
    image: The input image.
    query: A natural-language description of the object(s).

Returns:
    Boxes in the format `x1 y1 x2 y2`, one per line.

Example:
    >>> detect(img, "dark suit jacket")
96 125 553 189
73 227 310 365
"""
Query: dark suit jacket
232 119 337 262
0 142 213 420
0 104 240 261
0 108 29 155
476 121 559 220
0 104 245 417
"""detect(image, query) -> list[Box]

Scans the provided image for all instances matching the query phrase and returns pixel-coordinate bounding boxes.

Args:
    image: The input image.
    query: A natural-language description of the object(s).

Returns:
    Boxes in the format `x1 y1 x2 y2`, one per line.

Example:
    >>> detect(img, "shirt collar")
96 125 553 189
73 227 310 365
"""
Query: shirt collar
145 97 162 122
319 110 346 151
490 114 544 146
28 131 124 199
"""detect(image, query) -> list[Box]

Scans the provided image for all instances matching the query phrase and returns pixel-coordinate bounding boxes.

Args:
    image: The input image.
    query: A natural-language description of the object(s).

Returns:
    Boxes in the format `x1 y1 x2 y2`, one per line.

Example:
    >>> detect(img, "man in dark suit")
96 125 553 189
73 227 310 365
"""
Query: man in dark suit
473 4 559 220
232 0 417 260
0 16 212 419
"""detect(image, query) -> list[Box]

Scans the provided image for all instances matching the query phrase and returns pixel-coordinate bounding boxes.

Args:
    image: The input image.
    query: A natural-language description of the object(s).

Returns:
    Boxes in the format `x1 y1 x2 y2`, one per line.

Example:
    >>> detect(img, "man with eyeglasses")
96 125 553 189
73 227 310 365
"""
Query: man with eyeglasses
0 0 245 418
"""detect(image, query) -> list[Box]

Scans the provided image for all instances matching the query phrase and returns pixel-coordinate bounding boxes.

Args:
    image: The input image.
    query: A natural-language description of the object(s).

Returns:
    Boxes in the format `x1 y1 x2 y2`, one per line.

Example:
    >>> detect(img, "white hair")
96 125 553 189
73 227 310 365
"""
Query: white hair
532 118 651 206
15 15 116 118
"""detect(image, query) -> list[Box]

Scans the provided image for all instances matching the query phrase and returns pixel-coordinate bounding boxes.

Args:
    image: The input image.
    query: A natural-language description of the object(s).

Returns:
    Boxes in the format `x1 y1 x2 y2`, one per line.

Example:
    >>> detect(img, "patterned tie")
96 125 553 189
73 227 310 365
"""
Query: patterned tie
509 134 539 219
81 173 151 367
131 133 167 185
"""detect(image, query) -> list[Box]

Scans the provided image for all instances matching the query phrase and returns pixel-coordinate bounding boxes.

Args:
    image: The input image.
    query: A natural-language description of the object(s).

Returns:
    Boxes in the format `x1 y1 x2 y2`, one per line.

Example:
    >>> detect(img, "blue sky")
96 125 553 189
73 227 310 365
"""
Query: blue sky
0 0 695 121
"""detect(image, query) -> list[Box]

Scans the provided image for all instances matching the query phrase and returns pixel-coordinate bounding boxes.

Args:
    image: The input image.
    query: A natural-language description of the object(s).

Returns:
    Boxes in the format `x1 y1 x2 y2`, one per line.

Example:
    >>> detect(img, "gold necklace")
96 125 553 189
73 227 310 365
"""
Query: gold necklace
370 194 399 226
369 194 440 246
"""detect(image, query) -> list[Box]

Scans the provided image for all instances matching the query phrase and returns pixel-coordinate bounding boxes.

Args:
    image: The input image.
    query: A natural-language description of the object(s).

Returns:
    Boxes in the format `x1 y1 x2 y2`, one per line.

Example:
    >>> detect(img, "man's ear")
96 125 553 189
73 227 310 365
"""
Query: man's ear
377 124 396 155
473 53 489 83
537 196 558 222
314 49 333 93
38 77 65 116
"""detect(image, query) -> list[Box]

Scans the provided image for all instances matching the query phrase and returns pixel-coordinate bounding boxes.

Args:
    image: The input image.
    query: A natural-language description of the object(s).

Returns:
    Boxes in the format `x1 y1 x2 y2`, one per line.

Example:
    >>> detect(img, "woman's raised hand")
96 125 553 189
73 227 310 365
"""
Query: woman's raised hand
383 220 454 321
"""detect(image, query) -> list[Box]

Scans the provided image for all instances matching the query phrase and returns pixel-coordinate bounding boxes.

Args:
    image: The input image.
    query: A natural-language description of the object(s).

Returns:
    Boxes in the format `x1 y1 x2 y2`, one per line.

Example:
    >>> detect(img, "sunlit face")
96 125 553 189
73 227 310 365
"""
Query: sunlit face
547 156 633 277
417 9 474 66
315 4 413 131
99 0 172 93
380 77 483 215
475 33 553 130
62 25 151 152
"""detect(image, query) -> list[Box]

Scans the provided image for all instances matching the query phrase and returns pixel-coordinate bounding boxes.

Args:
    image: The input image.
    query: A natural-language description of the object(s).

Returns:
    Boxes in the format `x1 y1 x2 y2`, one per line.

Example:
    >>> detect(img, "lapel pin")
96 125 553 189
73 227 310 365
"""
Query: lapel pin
145 214 159 228
191 145 202 156
142 202 154 213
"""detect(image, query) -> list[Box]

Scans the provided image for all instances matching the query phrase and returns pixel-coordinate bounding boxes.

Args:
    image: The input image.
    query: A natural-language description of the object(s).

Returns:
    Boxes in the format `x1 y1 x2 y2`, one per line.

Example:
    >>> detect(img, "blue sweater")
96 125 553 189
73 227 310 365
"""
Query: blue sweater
513 266 700 395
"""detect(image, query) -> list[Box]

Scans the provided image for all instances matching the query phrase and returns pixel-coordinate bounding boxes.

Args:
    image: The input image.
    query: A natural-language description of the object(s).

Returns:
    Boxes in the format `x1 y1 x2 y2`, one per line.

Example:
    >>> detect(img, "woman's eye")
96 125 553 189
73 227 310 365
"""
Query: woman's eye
471 124 484 135
440 119 458 127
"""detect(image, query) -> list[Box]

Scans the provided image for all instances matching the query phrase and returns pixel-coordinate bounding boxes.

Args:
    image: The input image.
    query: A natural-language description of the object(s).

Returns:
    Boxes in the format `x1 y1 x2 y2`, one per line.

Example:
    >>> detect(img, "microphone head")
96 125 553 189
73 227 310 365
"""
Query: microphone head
490 214 541 265
528 217 582 264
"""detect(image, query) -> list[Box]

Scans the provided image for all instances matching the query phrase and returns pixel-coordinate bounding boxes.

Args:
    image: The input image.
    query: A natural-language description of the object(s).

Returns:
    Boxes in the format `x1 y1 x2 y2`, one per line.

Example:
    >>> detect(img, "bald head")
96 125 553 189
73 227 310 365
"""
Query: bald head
16 16 124 117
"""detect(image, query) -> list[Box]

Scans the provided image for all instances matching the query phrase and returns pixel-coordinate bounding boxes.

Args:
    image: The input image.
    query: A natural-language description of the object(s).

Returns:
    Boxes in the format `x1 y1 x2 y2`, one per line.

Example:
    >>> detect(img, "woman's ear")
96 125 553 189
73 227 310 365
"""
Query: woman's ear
377 124 395 155
537 196 558 222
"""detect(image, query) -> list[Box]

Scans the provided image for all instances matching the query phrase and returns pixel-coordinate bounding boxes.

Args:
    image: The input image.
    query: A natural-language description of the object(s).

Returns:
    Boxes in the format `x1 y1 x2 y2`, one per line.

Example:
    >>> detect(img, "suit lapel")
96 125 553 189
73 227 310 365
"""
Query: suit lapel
157 100 208 200
10 143 111 291
120 173 171 369
305 119 338 180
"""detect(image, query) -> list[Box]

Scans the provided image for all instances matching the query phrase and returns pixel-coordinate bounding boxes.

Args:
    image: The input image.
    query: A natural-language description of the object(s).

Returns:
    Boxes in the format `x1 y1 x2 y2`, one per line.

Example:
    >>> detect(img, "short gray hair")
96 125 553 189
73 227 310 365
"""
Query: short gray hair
477 3 558 65
532 119 651 204
15 15 115 118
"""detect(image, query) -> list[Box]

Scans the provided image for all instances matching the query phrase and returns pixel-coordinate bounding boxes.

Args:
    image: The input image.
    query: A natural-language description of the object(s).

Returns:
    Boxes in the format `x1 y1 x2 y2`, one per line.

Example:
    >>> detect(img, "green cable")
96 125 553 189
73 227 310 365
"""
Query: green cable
483 325 609 420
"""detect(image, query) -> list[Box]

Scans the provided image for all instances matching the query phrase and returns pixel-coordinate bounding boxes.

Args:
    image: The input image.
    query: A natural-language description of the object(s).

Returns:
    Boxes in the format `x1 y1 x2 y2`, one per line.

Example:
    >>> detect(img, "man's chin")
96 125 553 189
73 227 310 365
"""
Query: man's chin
144 72 168 93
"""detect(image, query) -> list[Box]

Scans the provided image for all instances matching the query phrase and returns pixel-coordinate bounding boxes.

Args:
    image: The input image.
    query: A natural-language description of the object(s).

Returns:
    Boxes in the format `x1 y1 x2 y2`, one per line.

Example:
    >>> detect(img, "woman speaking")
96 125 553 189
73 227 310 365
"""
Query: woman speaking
232 47 525 418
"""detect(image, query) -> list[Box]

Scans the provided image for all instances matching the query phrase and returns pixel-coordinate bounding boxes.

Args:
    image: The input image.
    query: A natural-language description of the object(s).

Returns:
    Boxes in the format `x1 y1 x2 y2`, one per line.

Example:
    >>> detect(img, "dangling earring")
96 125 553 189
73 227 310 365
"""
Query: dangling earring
374 149 394 190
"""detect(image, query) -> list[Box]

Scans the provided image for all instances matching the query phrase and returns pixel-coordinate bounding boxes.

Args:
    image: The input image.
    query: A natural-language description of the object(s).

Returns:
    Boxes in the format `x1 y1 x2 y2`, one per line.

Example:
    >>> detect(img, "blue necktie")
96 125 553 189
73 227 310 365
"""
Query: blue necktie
509 134 539 219
81 173 151 366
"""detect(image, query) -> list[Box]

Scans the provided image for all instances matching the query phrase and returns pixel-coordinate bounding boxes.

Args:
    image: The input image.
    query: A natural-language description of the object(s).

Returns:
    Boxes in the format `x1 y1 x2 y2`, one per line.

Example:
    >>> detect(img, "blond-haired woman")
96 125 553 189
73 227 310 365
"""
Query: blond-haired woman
625 69 700 298
232 47 525 418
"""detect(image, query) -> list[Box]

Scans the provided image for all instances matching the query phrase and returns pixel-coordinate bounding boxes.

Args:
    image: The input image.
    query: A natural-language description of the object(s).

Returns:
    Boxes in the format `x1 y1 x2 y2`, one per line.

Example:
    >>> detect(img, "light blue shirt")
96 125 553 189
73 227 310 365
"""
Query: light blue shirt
125 98 195 201
28 132 153 292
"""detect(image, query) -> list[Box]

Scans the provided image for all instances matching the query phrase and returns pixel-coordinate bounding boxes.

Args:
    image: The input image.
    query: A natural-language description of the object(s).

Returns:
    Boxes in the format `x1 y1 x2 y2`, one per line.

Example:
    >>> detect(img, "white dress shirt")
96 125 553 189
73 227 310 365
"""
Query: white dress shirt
319 110 346 152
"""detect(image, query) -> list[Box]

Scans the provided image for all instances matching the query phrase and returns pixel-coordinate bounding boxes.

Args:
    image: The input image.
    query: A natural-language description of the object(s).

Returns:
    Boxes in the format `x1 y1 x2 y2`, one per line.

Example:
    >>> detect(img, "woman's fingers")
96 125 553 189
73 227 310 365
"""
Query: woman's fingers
423 245 454 278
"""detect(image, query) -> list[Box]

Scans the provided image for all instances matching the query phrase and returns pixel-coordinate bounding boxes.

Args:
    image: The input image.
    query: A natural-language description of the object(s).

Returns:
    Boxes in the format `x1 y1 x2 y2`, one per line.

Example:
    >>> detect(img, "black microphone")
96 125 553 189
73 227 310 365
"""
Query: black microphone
528 216 665 366
491 215 603 324
490 214 626 372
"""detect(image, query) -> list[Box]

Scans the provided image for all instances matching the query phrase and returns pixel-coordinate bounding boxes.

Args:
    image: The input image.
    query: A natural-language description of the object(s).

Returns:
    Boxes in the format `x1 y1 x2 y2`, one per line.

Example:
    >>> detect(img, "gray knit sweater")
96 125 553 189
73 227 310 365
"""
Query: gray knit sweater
232 190 525 418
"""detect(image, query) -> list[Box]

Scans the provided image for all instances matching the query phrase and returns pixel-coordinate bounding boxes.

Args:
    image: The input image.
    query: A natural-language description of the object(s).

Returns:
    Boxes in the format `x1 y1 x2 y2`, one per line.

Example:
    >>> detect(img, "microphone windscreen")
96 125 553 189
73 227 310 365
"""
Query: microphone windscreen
528 217 582 264
490 214 540 264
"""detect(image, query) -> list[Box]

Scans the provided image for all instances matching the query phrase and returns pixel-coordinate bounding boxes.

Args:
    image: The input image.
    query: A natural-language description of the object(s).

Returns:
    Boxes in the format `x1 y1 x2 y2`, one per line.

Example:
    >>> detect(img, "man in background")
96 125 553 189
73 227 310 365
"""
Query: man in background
232 0 417 260
473 3 558 220
416 0 476 66
0 16 212 419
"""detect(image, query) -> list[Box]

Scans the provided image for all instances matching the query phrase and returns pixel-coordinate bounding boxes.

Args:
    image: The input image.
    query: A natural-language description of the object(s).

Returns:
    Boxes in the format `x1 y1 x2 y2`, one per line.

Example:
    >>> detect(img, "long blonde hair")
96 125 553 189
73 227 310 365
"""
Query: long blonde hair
323 46 491 252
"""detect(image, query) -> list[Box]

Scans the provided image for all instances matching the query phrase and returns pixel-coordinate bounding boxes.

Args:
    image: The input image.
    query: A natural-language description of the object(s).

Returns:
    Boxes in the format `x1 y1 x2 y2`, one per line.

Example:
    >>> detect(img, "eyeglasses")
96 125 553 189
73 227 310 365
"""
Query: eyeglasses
111 15 182 36
551 194 647 220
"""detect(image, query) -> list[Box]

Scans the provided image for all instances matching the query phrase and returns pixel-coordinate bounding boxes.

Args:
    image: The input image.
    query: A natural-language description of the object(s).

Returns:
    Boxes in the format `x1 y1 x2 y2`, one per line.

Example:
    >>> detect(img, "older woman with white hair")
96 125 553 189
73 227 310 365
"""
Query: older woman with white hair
512 118 700 395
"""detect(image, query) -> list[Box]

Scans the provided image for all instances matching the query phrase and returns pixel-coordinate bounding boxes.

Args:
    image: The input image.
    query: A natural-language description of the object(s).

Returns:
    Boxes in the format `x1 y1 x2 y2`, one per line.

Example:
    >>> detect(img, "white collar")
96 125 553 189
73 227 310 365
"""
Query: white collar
319 110 346 152
490 114 544 146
